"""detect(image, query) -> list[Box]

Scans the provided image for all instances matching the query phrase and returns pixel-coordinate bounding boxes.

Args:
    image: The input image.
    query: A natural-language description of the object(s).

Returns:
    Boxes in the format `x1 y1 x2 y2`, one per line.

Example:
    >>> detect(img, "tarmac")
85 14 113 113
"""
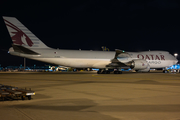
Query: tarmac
0 71 180 120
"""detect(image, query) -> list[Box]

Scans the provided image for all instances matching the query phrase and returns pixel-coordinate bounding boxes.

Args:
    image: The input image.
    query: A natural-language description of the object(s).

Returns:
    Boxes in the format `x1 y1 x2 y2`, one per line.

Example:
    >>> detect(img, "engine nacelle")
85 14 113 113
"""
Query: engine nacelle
135 64 150 72
130 59 149 70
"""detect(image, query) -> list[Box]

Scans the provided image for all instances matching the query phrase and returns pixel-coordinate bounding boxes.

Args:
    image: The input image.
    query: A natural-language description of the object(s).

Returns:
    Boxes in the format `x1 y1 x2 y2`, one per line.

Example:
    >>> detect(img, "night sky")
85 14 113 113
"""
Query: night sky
0 0 180 67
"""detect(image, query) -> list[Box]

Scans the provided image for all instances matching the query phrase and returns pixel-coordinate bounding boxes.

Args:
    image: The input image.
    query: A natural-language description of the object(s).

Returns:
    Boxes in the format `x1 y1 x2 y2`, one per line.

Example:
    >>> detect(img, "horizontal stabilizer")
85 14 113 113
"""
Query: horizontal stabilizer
12 44 40 55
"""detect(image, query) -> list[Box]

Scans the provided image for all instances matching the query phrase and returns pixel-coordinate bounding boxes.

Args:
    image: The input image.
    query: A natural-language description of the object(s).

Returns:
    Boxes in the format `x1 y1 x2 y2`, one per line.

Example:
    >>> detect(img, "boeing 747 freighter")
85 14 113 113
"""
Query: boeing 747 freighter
3 17 178 74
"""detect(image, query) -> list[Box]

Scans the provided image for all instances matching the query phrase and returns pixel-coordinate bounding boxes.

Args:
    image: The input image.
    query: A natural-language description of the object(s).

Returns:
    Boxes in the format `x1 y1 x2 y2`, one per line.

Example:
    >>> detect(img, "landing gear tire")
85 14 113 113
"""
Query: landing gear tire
114 71 122 74
97 70 110 74
163 70 168 73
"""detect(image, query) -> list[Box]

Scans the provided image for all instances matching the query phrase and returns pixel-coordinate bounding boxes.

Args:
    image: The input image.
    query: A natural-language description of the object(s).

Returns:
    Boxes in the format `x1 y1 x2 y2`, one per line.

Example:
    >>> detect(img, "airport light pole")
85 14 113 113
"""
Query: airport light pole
174 53 178 59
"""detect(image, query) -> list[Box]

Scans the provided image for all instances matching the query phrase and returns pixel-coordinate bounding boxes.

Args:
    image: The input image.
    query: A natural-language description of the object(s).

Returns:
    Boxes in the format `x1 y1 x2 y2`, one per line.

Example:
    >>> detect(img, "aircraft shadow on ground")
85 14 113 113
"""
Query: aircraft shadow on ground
10 100 180 112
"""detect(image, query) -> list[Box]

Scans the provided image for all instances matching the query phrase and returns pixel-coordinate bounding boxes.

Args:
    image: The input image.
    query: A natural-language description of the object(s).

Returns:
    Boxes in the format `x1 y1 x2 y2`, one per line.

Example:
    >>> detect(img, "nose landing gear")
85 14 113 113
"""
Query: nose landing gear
163 70 169 73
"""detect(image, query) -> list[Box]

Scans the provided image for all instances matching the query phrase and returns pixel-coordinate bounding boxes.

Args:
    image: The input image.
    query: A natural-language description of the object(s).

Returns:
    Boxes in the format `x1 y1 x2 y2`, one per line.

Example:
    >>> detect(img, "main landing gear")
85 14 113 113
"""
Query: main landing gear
114 71 122 74
97 69 110 74
97 69 122 74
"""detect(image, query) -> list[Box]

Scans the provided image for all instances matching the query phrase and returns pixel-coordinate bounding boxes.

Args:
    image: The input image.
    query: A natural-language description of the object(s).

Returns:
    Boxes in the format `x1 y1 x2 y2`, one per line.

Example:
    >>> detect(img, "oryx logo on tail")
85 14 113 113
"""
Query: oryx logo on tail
4 19 33 47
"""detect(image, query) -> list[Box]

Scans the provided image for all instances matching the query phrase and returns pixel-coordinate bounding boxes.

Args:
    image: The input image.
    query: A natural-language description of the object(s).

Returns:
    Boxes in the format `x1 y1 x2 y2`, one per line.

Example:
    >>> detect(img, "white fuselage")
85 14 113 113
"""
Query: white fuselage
9 47 178 69
4 16 178 71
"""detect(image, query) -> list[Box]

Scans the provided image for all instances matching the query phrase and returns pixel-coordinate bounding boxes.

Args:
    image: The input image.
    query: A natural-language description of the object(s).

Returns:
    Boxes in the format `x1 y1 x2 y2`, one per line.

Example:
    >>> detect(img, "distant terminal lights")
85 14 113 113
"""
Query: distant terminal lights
102 46 109 51
79 46 110 51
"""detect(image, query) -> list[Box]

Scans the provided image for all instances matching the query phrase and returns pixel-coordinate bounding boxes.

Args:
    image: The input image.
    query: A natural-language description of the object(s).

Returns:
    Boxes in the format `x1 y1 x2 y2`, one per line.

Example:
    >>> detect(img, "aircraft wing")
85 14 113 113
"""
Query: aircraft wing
106 49 131 67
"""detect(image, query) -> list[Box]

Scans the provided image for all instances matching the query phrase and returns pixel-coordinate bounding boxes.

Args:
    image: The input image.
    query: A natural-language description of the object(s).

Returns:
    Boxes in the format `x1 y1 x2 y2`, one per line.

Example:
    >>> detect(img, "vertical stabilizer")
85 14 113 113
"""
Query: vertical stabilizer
3 16 48 48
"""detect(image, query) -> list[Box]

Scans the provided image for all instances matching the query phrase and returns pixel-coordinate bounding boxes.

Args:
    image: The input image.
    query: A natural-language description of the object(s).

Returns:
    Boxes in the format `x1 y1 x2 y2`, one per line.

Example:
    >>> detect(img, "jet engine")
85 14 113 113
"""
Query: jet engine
135 64 150 72
129 59 150 71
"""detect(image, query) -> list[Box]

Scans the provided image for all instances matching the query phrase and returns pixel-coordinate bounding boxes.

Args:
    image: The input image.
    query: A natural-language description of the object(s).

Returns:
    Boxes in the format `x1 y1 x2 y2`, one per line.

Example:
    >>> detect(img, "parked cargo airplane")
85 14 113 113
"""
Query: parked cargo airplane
3 16 178 74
